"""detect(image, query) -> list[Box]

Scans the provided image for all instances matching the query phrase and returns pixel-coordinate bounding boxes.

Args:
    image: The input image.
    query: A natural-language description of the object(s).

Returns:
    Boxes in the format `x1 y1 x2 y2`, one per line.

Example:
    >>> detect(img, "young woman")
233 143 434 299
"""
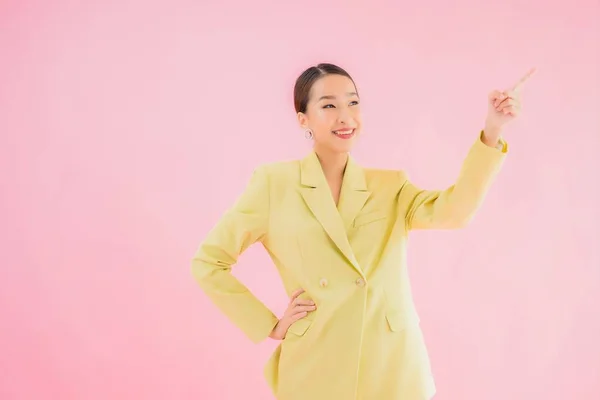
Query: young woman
191 63 535 400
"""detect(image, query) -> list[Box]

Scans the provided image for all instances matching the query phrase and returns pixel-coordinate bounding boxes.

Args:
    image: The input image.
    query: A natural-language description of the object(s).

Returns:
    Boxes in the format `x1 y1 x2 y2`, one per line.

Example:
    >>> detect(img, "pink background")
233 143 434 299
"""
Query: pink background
1 0 599 399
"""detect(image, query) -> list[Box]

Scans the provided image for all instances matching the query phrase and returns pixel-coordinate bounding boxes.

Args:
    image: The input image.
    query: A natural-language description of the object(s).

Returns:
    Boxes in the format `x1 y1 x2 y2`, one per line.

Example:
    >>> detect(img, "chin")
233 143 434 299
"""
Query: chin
329 141 356 154
315 134 359 154
334 134 358 151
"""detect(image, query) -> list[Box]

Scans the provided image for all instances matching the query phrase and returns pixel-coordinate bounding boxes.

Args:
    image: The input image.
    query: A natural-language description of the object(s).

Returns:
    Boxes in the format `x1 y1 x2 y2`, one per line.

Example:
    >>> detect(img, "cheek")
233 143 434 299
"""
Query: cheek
312 111 335 132
314 109 333 122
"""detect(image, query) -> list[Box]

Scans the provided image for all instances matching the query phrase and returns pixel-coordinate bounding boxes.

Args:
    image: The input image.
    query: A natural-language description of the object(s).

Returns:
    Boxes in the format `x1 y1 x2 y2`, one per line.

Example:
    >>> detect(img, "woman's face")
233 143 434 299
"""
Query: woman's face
298 74 362 155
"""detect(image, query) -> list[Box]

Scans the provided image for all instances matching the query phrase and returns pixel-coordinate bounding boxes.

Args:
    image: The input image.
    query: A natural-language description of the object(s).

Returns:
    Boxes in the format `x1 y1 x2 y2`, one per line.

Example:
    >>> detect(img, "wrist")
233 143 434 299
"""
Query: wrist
269 319 286 340
482 126 502 147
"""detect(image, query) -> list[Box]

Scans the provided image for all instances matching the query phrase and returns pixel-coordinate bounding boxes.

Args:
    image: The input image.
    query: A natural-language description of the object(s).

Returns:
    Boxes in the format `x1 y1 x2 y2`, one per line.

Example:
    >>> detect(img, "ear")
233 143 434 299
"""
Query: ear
297 112 308 129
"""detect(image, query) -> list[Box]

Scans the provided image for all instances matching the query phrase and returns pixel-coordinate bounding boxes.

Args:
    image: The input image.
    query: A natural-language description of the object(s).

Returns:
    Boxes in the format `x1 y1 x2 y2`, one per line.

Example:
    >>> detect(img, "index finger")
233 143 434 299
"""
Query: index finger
510 67 537 91
289 288 305 302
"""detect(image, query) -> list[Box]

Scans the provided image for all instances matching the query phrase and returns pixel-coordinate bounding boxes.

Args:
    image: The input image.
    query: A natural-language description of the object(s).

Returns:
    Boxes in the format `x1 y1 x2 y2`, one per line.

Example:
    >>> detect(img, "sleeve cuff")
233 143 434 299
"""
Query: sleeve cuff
479 130 508 154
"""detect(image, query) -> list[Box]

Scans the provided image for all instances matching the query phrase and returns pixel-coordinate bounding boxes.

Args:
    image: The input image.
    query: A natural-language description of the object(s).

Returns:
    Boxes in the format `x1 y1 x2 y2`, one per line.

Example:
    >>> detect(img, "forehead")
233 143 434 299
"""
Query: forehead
309 74 357 99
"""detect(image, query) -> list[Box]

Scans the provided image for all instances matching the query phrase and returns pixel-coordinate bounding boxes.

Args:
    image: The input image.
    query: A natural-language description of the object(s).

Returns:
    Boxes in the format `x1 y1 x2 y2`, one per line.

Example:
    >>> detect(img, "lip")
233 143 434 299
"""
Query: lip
332 128 355 140
332 128 355 134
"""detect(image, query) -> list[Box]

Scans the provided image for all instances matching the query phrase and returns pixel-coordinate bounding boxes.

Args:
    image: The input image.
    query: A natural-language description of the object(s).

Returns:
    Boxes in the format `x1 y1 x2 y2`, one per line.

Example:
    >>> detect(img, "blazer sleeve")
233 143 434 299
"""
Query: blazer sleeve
398 132 508 230
190 165 279 343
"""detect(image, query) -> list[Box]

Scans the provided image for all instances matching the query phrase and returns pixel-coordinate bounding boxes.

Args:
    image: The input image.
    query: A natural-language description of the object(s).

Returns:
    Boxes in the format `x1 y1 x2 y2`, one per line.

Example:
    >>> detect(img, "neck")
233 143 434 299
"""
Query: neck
314 146 348 180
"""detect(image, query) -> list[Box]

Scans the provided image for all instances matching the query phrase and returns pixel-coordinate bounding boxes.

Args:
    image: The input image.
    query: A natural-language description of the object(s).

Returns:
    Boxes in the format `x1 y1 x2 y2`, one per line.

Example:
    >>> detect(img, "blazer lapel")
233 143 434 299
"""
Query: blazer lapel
298 151 369 277
337 155 371 232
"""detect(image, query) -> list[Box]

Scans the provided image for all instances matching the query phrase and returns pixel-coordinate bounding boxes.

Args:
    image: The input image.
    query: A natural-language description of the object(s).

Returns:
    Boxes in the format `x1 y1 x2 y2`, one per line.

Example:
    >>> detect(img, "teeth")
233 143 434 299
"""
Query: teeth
334 130 353 135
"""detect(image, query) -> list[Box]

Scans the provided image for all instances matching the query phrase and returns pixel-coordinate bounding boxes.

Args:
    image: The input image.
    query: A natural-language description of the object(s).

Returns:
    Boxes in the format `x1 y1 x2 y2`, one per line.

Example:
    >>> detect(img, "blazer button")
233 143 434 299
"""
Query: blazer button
319 278 328 288
355 278 366 287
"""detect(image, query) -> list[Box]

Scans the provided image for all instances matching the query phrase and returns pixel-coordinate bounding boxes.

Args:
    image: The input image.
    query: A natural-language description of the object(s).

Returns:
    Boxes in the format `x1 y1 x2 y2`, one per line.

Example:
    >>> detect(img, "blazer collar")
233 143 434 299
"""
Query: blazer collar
300 151 367 191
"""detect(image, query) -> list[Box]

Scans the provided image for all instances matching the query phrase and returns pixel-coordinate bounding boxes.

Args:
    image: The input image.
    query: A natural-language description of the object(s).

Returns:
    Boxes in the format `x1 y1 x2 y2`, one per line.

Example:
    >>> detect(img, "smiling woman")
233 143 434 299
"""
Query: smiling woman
191 62 534 400
295 64 362 157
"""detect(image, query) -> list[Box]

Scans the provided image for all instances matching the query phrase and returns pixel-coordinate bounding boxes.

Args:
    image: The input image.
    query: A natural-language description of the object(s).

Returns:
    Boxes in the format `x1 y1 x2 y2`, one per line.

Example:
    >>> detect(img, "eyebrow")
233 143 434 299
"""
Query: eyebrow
317 92 359 101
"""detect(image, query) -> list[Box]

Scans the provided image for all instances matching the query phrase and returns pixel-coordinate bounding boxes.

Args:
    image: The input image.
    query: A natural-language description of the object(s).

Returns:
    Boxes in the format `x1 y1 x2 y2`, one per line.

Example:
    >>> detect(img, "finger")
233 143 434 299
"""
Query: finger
510 67 537 92
494 105 518 116
292 305 317 314
289 288 305 303
496 97 518 111
494 89 521 107
493 94 510 108
501 105 518 116
488 90 505 103
291 300 315 310
293 299 316 306
489 90 512 108
291 297 314 307
289 311 308 321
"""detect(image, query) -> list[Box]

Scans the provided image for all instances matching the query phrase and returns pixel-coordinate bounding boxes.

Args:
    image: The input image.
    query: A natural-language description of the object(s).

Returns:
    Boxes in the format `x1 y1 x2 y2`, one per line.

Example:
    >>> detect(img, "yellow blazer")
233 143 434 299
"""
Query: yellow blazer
191 133 507 400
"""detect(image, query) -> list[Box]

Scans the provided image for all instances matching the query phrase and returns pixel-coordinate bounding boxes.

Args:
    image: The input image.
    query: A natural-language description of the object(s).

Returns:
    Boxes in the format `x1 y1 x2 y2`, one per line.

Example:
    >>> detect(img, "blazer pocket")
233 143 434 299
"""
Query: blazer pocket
353 211 387 228
385 309 420 332
287 316 313 337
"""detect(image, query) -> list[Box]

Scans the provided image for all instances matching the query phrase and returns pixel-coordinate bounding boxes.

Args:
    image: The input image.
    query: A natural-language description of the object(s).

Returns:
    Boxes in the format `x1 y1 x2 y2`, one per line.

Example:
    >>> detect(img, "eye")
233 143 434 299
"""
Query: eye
322 101 359 109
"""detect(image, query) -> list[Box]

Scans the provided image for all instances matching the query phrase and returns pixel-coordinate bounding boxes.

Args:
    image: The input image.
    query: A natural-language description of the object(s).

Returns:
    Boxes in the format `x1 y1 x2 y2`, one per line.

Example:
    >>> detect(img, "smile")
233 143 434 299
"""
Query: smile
332 129 355 139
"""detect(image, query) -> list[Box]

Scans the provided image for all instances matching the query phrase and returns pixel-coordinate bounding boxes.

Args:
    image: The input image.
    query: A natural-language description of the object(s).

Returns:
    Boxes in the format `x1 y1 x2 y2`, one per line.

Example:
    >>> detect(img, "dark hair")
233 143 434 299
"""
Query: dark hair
293 63 358 114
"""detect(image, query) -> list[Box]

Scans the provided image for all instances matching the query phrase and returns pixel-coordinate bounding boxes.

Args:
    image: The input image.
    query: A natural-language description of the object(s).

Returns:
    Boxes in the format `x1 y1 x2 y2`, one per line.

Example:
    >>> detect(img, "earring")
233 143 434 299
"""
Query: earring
304 129 313 140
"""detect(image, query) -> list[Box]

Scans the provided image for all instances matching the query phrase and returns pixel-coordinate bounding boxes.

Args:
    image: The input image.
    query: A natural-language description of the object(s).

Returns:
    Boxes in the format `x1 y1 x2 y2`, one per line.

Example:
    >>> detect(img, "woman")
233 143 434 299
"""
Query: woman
191 63 535 400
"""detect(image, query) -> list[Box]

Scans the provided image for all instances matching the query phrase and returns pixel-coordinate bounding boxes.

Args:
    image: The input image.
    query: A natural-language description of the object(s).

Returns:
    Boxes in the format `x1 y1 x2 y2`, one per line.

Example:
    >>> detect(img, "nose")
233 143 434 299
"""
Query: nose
337 107 352 124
